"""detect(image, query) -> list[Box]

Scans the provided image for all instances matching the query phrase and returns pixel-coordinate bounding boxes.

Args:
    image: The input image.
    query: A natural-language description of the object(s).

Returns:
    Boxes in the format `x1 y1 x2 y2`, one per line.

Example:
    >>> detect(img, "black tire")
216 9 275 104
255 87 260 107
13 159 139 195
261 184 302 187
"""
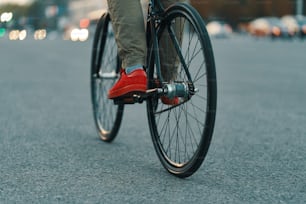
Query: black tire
91 13 124 142
147 3 217 177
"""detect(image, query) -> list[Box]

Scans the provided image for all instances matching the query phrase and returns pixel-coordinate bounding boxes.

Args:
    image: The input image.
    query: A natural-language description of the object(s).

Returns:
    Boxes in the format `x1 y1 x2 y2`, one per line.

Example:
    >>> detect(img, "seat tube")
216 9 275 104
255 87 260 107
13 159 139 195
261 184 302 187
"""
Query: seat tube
147 0 164 81
150 19 164 81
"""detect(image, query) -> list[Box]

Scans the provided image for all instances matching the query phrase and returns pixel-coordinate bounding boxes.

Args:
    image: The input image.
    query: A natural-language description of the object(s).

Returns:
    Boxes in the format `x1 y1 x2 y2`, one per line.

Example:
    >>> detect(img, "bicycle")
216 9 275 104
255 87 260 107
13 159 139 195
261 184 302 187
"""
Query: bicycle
90 0 217 178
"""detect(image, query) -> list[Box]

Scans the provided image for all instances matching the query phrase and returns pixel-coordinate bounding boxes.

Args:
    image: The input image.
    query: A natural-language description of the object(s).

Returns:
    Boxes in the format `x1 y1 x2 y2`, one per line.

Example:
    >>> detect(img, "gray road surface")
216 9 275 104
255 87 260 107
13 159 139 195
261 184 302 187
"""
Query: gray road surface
0 36 306 203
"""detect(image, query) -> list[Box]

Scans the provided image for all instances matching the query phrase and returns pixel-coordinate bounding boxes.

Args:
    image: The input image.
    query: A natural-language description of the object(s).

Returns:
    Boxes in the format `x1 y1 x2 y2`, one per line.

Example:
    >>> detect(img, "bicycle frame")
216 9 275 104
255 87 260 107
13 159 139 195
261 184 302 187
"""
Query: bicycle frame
146 0 164 81
146 0 192 83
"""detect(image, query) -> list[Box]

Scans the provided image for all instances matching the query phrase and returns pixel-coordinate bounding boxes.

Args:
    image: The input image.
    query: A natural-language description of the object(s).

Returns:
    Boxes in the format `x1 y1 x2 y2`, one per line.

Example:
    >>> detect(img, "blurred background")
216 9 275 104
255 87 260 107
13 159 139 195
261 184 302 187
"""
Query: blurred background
0 0 305 41
1 1 306 202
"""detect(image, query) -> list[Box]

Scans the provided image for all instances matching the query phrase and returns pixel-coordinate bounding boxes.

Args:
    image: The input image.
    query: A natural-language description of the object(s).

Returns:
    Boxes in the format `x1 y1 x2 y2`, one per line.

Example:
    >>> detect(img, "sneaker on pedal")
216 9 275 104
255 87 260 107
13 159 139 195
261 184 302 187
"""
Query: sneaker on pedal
161 96 180 105
108 68 147 99
153 79 180 105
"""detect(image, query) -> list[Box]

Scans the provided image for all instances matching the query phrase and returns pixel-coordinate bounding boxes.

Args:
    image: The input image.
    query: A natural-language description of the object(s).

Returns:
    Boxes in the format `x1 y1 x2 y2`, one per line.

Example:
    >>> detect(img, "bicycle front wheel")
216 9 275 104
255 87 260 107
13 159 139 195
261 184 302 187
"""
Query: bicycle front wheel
147 3 217 177
91 13 124 142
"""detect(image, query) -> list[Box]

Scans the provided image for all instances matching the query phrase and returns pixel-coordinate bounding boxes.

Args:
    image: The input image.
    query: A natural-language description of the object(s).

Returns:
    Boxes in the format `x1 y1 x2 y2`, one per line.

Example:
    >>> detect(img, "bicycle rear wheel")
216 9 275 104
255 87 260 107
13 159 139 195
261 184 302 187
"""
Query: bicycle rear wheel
91 13 124 142
147 3 217 177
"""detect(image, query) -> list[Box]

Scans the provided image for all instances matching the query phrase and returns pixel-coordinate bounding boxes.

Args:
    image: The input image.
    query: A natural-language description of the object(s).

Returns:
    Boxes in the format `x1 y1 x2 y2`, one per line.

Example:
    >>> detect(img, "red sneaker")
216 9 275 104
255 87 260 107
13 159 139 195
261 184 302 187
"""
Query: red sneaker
161 96 180 105
108 69 147 99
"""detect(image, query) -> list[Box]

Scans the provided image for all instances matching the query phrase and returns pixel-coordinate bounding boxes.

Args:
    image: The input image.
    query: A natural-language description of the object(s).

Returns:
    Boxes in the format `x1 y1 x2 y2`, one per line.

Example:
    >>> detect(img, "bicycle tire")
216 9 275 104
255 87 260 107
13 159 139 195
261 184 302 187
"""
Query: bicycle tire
147 3 217 177
91 13 124 142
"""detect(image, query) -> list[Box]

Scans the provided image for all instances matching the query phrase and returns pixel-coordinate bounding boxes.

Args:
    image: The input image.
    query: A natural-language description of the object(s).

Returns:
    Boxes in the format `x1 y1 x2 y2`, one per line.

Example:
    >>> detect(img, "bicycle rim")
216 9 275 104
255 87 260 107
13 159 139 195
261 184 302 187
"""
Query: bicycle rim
91 13 124 142
147 3 217 177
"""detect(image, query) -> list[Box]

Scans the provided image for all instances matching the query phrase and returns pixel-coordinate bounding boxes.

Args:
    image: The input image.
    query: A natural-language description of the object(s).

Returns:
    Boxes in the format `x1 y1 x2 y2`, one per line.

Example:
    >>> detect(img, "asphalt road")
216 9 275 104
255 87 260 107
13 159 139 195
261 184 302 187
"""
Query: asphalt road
0 36 306 203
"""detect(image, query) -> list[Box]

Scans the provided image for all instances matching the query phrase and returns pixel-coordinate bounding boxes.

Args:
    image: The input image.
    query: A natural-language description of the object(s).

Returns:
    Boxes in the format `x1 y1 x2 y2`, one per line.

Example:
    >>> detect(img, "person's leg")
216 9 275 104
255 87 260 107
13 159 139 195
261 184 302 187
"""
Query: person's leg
107 0 147 99
159 0 185 81
107 0 147 69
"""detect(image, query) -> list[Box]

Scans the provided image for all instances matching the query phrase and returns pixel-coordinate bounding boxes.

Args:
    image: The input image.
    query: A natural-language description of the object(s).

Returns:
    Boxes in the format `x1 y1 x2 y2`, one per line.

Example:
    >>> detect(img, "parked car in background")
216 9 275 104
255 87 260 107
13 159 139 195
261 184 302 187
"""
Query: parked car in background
248 18 270 37
206 20 232 38
295 15 306 39
281 15 299 37
248 17 292 39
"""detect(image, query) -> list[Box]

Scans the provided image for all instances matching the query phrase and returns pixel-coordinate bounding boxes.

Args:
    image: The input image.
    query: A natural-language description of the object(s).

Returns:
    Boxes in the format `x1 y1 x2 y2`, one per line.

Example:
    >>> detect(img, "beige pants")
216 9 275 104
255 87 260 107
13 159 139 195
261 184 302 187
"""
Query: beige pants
107 0 184 75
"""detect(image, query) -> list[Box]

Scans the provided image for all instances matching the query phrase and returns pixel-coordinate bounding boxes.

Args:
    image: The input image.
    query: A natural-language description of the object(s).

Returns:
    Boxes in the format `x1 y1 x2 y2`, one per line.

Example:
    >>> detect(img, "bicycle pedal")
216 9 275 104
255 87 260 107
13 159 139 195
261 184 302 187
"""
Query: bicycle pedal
113 97 134 105
146 88 163 96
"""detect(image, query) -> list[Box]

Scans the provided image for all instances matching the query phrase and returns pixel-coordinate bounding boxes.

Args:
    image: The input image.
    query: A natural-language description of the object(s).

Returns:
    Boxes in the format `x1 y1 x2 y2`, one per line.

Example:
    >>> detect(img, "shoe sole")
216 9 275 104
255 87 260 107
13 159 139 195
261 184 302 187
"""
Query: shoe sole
108 84 147 99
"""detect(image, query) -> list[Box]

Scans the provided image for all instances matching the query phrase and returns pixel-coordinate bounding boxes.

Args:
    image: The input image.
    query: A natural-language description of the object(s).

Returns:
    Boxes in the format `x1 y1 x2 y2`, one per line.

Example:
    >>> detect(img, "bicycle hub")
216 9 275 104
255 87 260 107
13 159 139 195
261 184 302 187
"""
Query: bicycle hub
163 82 195 99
